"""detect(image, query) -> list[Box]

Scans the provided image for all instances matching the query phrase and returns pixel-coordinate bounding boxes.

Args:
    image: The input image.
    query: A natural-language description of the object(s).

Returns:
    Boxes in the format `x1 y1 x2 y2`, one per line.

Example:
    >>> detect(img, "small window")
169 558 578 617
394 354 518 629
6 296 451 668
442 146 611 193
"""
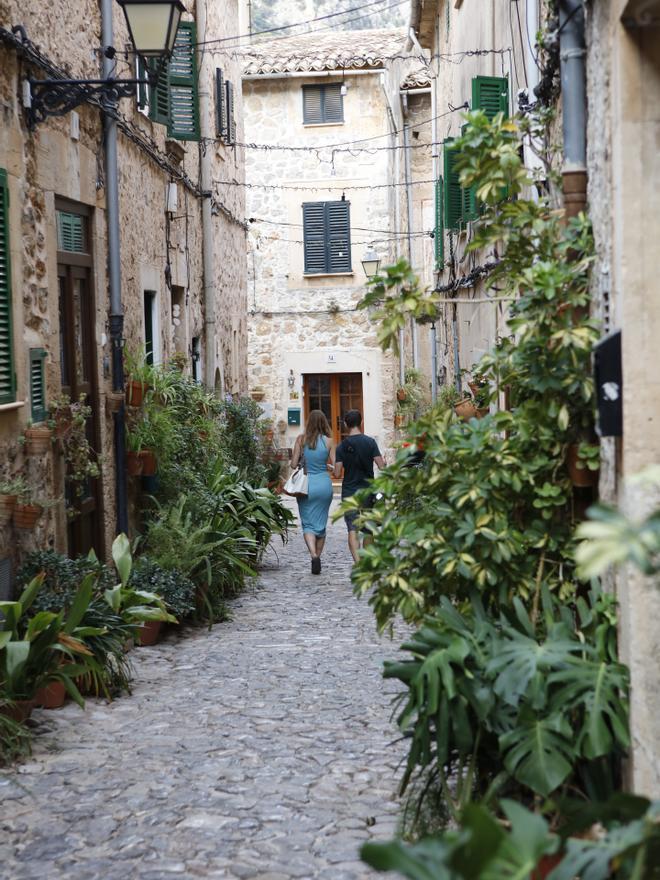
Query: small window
143 291 159 366
29 348 47 422
0 168 16 405
191 336 201 383
302 84 343 125
302 200 351 275
57 210 86 253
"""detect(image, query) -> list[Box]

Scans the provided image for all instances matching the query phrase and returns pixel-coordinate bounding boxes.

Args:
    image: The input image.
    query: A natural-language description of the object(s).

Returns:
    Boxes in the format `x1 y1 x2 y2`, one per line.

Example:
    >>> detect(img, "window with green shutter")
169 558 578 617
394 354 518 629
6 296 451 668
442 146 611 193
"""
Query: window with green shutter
460 123 478 222
29 348 47 422
302 84 344 125
443 139 463 231
57 210 86 253
302 201 351 274
434 176 444 268
472 75 509 120
168 22 200 141
0 169 15 405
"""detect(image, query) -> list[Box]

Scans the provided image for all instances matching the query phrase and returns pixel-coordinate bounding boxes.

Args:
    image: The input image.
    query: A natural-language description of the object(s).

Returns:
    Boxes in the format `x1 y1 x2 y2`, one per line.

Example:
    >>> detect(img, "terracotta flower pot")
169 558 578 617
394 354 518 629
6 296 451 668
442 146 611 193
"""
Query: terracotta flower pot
33 680 67 709
566 444 599 488
126 451 144 476
533 853 564 880
24 425 53 455
476 407 490 419
137 619 162 646
125 380 150 407
13 503 43 529
0 494 17 525
0 699 35 723
394 413 407 428
106 391 124 414
139 449 157 476
396 388 407 402
454 398 479 421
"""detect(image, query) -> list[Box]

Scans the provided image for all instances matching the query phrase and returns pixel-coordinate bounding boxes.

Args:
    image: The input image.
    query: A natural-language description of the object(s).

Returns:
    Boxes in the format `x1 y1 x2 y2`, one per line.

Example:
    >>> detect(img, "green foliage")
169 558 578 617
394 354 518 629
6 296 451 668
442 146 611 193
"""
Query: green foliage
130 559 196 621
16 549 115 615
387 591 628 815
361 796 660 880
0 711 32 765
576 465 660 579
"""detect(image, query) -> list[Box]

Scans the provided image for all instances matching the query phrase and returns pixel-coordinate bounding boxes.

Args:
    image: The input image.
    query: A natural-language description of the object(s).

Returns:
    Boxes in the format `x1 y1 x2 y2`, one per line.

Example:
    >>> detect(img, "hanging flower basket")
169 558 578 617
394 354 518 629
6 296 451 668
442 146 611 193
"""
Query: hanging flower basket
24 425 53 455
126 380 150 407
13 503 43 529
566 444 599 488
126 451 144 476
394 413 407 428
0 494 17 526
106 391 124 414
396 388 407 402
139 449 157 476
454 398 479 421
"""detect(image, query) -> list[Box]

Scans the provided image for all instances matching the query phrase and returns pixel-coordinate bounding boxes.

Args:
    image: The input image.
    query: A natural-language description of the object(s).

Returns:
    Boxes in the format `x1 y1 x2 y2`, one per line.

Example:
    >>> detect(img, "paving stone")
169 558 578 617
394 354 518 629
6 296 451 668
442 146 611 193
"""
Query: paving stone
2 498 405 878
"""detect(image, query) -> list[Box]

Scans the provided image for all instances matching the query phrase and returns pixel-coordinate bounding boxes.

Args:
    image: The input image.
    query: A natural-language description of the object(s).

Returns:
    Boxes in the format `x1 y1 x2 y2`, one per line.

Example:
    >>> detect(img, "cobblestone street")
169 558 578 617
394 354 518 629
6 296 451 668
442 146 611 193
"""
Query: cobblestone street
0 499 405 880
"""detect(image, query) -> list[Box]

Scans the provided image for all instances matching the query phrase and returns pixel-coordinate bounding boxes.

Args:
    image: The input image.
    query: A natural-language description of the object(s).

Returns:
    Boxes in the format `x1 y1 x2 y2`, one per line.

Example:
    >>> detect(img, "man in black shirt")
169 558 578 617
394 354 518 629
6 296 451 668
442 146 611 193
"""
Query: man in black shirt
334 410 386 562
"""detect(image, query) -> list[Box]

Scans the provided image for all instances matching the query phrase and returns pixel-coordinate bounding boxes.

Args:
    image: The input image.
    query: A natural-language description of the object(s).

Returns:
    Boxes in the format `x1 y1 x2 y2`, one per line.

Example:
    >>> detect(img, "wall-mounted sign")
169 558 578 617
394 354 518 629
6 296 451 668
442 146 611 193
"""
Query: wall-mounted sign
594 330 622 437
287 408 301 426
327 353 337 363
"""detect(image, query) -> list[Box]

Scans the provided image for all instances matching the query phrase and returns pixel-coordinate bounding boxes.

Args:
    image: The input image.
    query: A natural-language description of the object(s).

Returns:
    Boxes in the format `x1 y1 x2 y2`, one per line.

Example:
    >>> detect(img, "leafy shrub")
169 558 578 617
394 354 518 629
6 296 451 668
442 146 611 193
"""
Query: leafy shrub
16 550 114 614
130 559 196 621
0 711 32 766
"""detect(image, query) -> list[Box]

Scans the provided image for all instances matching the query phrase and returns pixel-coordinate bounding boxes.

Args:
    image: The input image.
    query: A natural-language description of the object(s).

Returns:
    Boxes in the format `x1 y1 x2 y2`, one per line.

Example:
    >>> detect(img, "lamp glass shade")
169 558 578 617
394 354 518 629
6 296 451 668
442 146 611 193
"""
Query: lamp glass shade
361 249 381 278
117 0 185 57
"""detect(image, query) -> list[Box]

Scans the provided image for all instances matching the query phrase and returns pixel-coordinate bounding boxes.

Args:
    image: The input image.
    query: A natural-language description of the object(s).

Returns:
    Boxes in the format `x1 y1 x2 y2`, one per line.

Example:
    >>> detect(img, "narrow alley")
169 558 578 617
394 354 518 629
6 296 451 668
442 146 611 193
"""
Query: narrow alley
0 501 404 880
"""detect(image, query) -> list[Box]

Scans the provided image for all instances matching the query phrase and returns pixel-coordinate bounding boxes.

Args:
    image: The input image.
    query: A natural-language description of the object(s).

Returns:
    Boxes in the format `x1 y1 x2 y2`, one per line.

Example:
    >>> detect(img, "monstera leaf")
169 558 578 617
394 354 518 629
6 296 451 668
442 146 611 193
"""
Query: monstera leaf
549 657 630 759
361 836 455 880
499 710 576 796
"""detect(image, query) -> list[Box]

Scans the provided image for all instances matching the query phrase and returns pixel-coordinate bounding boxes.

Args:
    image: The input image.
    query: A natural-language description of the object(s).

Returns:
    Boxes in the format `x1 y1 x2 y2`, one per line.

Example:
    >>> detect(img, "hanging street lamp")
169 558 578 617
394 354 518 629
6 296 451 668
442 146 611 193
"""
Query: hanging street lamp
361 247 381 279
20 0 184 127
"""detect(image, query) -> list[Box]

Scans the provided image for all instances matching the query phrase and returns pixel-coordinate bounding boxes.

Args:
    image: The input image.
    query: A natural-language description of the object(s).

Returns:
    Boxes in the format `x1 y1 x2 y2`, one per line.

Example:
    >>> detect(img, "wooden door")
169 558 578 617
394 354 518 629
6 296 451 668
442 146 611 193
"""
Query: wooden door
304 373 363 445
57 208 102 558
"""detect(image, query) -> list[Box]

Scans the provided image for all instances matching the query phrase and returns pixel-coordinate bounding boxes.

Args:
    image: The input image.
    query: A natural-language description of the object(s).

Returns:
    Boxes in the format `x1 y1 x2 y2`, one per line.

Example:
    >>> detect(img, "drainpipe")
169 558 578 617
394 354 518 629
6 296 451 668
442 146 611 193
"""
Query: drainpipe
101 0 128 536
196 0 219 391
402 121 419 369
559 0 587 217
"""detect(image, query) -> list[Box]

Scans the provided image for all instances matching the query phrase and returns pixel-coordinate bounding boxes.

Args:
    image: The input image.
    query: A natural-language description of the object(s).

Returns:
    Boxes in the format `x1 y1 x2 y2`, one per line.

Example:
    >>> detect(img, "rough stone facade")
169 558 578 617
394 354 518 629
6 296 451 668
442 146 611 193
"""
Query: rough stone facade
584 0 660 796
243 35 418 457
0 0 248 573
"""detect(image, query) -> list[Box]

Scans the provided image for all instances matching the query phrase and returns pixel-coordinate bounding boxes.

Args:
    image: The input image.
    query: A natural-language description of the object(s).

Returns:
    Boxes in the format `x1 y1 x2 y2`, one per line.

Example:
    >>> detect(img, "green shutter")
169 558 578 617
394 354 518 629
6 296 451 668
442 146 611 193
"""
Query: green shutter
215 68 226 139
443 139 463 231
29 348 47 422
0 169 15 404
56 211 85 253
149 58 170 126
460 123 478 222
434 176 444 268
168 22 200 141
326 201 351 273
472 76 509 120
225 80 236 145
303 203 327 274
136 57 149 110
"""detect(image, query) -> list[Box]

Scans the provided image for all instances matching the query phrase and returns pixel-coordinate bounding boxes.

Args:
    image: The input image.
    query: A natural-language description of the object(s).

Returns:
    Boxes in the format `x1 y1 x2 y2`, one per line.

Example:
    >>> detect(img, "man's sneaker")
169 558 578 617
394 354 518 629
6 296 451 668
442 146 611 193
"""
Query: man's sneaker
311 557 321 575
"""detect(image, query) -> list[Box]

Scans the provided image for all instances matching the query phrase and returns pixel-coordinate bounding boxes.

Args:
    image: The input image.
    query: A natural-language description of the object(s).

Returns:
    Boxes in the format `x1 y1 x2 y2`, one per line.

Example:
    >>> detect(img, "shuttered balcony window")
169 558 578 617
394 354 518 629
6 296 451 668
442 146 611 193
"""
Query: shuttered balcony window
168 21 200 141
434 176 444 269
0 169 15 405
472 75 509 120
303 201 352 275
443 139 463 232
302 84 344 125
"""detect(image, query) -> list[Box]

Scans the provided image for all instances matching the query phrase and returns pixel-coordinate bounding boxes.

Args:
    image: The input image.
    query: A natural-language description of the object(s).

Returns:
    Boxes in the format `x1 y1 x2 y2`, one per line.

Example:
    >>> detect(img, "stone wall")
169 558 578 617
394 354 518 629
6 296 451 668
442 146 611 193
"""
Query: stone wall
244 71 401 455
0 0 248 568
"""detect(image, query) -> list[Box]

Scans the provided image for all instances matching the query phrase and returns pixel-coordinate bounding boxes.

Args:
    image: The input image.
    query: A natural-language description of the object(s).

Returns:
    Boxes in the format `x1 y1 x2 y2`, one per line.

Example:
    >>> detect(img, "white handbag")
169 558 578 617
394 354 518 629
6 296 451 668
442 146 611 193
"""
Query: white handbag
283 455 308 498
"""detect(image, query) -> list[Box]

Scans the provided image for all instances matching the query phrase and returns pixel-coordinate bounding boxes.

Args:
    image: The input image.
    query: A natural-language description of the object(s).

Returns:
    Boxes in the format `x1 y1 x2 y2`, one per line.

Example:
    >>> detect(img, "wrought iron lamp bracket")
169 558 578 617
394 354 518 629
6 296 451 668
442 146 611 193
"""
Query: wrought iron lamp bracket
26 76 149 127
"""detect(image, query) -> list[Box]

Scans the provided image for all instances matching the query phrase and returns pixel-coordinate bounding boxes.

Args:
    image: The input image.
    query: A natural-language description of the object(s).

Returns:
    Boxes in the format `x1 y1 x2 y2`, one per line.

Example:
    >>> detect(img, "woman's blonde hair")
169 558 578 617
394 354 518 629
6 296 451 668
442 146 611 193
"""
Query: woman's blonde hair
303 409 331 450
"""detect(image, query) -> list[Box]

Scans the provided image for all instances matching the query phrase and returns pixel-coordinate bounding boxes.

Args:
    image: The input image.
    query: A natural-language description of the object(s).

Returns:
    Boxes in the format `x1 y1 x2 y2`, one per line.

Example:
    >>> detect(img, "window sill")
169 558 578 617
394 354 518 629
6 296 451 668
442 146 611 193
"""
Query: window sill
303 122 345 128
0 401 25 413
303 272 354 278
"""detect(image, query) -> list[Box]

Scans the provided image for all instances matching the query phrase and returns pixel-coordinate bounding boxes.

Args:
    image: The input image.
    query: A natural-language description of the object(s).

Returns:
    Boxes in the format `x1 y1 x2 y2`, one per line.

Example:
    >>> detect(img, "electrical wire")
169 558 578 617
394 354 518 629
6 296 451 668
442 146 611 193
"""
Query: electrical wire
195 0 405 47
214 177 436 192
248 217 433 236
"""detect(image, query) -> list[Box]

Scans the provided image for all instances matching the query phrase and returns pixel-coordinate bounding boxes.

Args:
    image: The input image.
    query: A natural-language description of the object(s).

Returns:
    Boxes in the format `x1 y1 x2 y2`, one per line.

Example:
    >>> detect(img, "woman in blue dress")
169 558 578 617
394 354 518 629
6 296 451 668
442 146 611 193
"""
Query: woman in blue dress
291 410 335 575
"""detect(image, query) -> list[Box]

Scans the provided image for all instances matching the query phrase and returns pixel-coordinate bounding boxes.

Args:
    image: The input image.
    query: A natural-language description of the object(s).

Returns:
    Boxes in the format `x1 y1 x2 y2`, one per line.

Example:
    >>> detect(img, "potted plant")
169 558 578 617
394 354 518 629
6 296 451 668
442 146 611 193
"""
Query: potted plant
23 421 53 455
105 390 124 415
454 396 479 420
124 347 154 407
125 431 144 477
396 368 427 414
0 475 27 525
13 486 47 529
566 440 600 488
50 394 100 497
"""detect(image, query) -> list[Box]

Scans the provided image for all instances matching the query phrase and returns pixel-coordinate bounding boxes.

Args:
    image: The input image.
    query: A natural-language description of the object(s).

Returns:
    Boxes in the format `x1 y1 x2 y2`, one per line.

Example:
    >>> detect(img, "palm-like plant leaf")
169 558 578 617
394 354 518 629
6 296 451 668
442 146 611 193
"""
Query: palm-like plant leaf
499 710 575 796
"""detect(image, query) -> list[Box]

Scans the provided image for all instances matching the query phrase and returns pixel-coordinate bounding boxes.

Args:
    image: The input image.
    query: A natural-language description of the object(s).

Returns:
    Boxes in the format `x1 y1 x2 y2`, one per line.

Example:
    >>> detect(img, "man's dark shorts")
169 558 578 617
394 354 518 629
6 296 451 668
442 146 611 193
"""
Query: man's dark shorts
343 496 375 532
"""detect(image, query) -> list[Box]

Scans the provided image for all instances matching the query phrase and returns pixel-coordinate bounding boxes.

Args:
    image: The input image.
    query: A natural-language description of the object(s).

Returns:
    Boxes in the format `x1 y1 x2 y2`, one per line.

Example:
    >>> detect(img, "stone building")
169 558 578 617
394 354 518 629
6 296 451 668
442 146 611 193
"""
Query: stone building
584 0 660 796
0 0 248 576
409 0 536 394
241 30 429 457
411 0 660 794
